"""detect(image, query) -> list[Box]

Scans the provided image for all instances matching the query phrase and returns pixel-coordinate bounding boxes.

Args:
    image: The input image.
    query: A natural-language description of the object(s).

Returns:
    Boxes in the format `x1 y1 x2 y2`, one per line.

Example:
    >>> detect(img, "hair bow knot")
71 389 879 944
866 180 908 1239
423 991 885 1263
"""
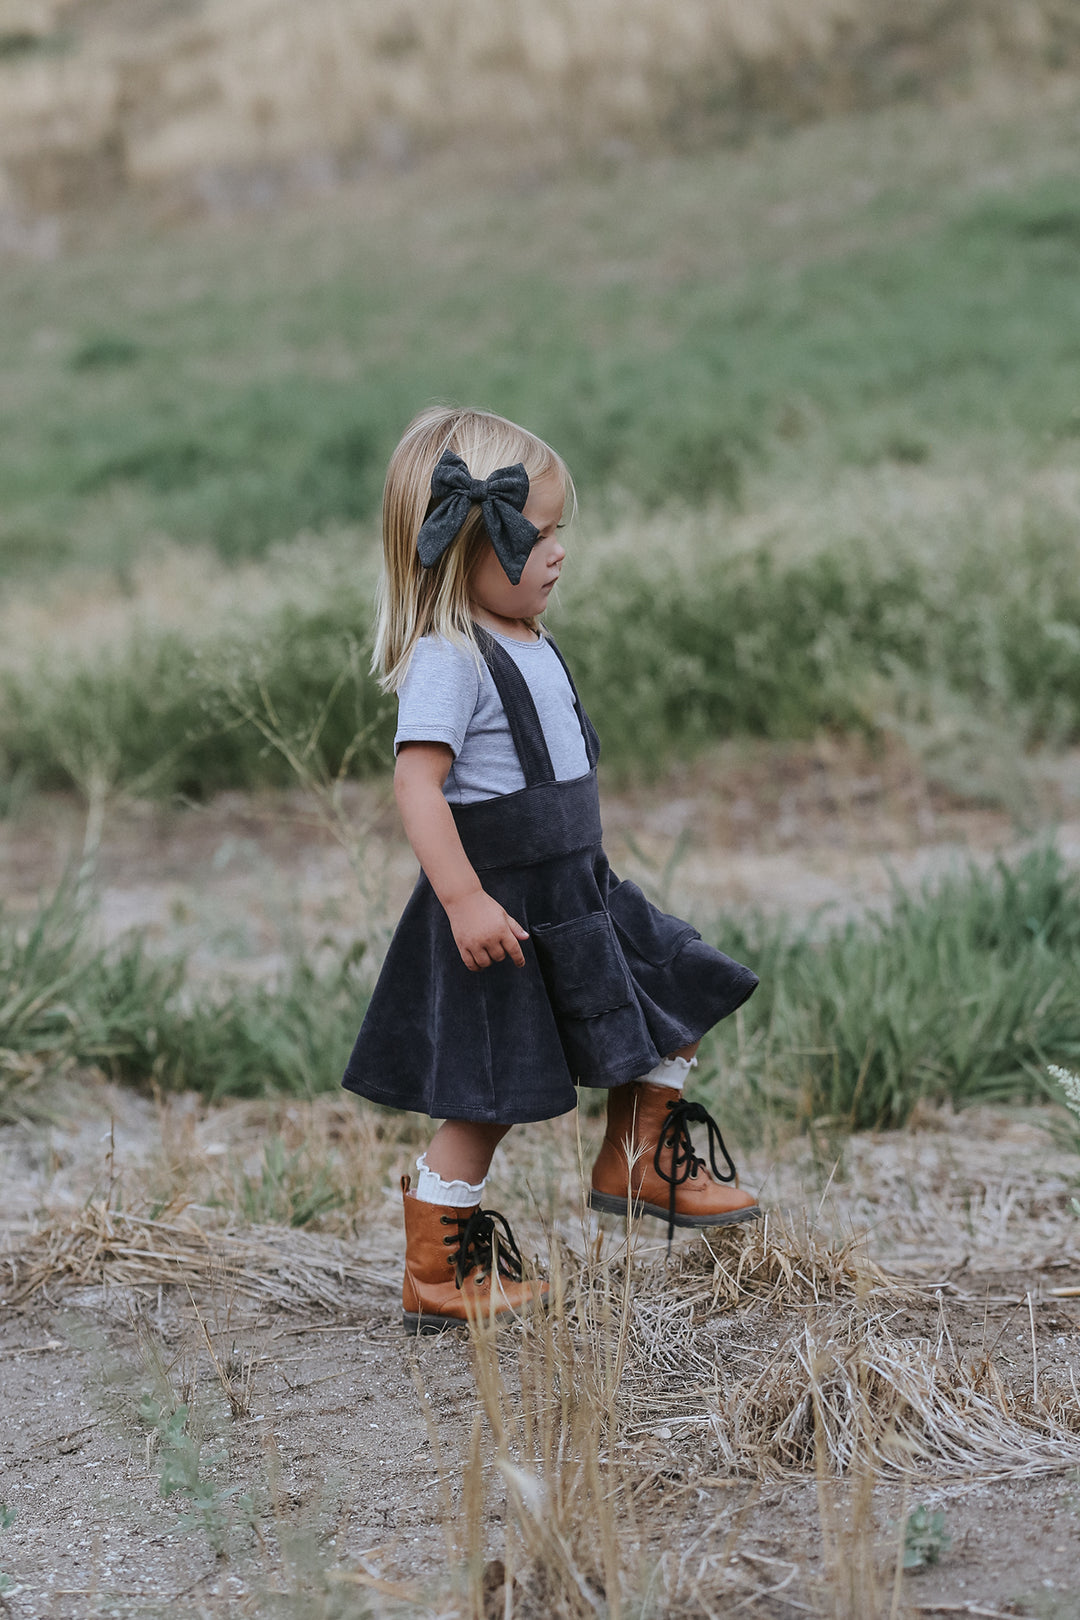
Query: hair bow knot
416 450 539 585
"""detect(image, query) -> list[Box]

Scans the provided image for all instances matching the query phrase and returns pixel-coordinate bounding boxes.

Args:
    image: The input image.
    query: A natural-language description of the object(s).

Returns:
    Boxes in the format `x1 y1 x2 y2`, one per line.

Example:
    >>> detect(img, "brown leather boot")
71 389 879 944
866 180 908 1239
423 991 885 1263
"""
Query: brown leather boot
589 1082 760 1240
400 1177 548 1334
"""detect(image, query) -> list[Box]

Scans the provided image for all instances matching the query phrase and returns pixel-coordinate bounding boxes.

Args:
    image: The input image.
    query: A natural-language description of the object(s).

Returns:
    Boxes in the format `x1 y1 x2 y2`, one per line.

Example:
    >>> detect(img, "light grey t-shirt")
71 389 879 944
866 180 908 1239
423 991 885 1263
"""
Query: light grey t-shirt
395 628 590 804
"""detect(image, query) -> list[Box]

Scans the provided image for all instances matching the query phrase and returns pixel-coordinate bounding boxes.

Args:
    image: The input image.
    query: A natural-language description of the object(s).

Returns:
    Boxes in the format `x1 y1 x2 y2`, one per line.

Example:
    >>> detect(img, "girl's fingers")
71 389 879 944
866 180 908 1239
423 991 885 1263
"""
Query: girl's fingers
460 915 528 970
505 912 528 965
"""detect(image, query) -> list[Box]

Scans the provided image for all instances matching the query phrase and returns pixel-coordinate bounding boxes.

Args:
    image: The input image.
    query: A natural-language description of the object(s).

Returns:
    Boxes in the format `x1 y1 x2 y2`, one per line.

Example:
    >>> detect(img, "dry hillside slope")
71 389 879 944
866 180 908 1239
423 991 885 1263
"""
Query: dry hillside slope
1 0 1079 218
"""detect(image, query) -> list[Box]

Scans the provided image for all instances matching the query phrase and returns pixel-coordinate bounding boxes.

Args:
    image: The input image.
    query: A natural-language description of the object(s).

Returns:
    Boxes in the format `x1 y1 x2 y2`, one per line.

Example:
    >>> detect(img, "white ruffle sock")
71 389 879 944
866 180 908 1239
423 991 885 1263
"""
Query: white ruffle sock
414 1152 487 1207
640 1054 698 1090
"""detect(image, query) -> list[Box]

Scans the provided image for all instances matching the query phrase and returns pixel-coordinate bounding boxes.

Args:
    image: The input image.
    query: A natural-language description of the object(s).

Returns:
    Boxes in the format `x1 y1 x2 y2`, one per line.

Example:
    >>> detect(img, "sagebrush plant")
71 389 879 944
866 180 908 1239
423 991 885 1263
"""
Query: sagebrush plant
89 1310 258 1563
1047 1063 1080 1124
140 1394 254 1559
902 1504 952 1571
0 1502 14 1595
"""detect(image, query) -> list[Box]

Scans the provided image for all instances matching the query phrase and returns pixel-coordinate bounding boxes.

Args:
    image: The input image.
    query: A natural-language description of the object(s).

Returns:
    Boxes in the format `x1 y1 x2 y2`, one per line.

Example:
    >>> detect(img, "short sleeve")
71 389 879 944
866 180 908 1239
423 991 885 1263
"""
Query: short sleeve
394 636 482 758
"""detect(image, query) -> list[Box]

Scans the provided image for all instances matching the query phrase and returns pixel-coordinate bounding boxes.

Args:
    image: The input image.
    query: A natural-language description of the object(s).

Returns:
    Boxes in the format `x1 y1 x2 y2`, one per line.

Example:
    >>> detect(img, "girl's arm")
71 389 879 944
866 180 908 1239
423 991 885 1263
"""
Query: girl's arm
394 742 529 973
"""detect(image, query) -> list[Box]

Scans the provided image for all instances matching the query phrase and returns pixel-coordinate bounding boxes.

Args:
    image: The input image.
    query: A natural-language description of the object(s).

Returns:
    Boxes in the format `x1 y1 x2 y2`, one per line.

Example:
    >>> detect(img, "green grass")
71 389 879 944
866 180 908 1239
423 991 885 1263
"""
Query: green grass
225 1137 346 1228
0 593 391 798
705 845 1080 1131
2 94 1080 573
5 849 1080 1126
0 882 369 1120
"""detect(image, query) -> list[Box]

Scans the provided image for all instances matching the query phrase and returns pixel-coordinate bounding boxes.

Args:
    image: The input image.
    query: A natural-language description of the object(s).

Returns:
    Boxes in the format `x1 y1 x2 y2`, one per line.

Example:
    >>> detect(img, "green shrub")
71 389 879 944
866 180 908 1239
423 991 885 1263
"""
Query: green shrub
0 590 395 800
707 846 1080 1129
6 500 1080 798
0 885 367 1118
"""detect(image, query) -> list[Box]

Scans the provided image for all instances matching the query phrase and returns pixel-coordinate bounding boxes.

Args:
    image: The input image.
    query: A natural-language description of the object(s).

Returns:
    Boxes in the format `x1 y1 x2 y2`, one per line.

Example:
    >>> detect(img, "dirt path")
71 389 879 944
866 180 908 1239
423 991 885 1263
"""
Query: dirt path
4 739 1078 978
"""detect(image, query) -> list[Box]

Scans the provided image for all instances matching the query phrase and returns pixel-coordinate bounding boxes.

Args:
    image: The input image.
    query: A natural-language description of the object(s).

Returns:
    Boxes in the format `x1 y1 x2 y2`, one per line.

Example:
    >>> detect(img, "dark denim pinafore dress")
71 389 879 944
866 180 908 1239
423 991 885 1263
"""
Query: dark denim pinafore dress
342 631 758 1124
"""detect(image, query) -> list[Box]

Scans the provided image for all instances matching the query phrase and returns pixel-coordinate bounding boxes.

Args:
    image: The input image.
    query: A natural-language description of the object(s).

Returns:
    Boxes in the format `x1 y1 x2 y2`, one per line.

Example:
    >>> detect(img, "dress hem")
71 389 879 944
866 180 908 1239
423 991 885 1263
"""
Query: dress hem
340 1071 578 1125
340 969 757 1123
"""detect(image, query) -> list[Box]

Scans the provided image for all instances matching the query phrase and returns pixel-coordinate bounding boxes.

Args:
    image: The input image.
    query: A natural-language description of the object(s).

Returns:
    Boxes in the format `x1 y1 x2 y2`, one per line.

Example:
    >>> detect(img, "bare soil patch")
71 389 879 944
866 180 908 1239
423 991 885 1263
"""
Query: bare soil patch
5 737 1080 971
2 1078 1079 1618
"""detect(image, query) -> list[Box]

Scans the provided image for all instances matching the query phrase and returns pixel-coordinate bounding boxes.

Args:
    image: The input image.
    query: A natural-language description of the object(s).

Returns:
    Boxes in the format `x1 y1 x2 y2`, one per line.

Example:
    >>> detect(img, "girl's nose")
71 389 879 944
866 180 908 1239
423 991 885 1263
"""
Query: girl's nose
551 538 566 563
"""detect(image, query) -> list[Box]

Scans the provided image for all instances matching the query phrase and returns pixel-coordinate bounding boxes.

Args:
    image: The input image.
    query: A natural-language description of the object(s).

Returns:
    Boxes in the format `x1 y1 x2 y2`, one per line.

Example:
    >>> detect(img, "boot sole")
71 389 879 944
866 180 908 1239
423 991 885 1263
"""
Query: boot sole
402 1293 549 1336
402 1310 470 1335
587 1189 762 1227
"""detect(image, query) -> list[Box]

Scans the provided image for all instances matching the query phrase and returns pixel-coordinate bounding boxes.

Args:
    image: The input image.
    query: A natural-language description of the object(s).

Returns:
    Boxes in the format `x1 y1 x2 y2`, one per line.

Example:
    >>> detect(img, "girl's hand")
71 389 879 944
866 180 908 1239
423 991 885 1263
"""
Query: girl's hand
445 890 529 973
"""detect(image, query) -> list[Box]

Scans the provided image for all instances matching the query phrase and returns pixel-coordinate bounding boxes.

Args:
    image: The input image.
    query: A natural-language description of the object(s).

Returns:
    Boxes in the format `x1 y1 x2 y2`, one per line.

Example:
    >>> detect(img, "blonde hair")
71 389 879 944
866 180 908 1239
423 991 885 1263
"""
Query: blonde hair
372 405 574 692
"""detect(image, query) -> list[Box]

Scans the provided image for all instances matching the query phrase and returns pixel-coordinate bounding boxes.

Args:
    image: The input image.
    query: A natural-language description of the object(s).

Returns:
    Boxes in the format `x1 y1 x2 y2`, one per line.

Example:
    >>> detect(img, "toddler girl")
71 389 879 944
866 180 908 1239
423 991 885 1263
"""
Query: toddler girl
343 405 760 1332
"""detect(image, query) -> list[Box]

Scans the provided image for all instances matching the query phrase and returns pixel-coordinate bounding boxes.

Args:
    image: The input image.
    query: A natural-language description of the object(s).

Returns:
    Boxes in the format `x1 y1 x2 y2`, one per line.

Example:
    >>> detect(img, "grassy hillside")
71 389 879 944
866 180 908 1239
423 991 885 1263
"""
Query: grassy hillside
2 88 1080 796
3 89 1080 575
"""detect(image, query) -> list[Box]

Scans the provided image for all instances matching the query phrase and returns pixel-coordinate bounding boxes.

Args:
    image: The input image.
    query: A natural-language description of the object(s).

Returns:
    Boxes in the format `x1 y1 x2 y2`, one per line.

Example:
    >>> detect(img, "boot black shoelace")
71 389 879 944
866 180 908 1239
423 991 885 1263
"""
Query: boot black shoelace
654 1097 738 1247
442 1206 525 1290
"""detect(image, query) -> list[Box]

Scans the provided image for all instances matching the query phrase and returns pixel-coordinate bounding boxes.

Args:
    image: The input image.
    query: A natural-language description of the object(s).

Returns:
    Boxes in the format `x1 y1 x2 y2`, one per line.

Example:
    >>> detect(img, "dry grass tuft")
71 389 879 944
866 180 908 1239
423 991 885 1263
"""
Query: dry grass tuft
430 1209 1080 1616
687 1210 909 1310
705 1315 1080 1483
2 1196 396 1312
456 1244 635 1620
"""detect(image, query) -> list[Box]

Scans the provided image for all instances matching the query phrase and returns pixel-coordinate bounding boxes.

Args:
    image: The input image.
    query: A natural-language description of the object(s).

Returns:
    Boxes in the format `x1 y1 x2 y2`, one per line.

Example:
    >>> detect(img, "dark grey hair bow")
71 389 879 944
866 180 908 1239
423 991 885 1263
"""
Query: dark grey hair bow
416 450 539 585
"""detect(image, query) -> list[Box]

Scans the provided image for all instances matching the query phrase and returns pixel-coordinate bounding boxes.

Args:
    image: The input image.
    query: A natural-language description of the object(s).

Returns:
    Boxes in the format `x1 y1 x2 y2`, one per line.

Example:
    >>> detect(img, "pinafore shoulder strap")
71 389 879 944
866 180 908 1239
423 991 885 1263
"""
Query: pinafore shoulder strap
475 627 599 789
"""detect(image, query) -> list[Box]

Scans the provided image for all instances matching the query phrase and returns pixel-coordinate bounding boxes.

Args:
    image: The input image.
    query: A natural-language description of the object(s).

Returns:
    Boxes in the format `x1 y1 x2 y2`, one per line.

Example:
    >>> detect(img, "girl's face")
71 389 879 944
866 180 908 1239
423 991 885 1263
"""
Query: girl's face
469 471 566 628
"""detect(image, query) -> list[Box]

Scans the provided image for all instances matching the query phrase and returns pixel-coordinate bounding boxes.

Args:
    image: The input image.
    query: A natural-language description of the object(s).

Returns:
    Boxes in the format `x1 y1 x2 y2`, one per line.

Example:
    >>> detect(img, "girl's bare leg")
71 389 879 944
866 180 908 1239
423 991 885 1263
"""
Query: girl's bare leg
423 1051 695 1188
670 1040 700 1064
423 1119 512 1185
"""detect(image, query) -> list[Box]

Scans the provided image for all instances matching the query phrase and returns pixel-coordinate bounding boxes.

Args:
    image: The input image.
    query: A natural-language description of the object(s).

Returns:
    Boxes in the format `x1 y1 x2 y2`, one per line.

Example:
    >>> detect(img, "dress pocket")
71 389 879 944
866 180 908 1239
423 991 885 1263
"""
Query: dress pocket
531 910 655 1082
530 911 633 1018
607 879 699 967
